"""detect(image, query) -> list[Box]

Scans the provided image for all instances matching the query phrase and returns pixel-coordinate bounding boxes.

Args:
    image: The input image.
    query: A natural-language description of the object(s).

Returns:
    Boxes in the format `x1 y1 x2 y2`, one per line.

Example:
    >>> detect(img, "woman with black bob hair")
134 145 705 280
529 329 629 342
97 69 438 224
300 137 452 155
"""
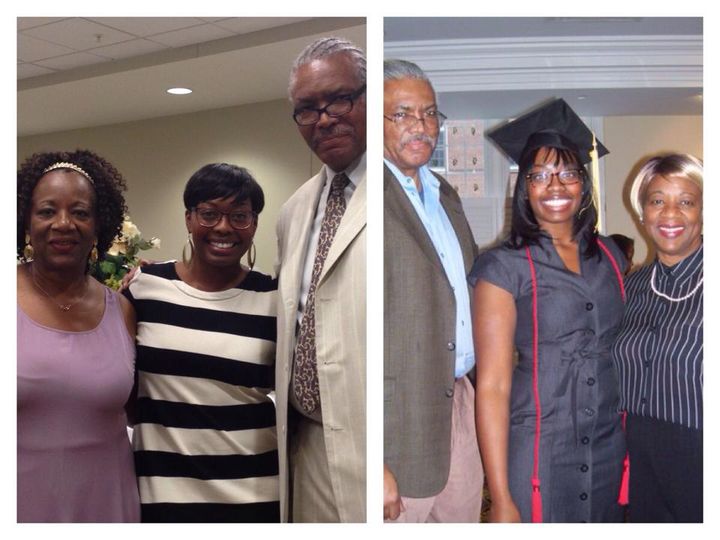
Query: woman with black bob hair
469 99 628 523
17 149 140 522
123 163 280 522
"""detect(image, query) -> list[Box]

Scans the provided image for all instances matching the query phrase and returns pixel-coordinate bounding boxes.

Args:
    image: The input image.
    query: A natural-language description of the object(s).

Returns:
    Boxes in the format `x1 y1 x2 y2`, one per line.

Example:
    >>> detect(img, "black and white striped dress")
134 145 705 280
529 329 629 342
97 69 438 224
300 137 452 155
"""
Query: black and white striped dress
124 262 279 522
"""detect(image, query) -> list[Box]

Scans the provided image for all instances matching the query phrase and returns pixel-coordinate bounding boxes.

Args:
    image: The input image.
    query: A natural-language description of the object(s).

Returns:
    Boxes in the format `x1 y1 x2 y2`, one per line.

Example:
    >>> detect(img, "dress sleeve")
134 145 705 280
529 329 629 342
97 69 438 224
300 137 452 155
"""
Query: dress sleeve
468 248 522 298
121 265 145 306
600 236 629 275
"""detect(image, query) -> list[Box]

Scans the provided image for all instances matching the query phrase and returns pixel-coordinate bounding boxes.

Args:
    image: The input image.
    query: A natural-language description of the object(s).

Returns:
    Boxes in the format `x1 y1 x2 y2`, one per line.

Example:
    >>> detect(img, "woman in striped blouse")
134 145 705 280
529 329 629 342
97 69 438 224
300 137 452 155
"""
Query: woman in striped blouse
124 163 279 522
612 154 703 522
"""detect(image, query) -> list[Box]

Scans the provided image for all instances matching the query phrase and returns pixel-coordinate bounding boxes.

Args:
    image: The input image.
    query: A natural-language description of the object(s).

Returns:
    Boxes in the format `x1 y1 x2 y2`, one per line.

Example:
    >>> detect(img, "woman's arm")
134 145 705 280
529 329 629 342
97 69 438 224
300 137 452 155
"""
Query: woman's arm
117 292 138 425
472 279 521 522
118 292 136 341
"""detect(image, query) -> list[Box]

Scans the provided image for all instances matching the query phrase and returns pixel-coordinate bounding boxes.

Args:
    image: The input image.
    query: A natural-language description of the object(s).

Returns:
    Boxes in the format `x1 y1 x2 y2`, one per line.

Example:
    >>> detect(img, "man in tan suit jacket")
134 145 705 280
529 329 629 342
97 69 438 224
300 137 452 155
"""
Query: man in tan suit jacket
383 59 483 522
275 37 366 523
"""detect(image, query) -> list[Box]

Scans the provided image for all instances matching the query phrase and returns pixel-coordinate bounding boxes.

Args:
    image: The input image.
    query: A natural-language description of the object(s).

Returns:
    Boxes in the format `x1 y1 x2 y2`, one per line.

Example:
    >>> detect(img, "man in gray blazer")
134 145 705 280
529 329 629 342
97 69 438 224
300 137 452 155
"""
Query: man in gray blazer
383 59 483 522
276 37 366 523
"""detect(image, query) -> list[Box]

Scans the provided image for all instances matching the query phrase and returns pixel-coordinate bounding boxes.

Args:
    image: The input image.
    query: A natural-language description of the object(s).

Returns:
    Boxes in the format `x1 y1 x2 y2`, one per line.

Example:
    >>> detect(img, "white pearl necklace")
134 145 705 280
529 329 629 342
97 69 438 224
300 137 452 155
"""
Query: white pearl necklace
650 266 703 302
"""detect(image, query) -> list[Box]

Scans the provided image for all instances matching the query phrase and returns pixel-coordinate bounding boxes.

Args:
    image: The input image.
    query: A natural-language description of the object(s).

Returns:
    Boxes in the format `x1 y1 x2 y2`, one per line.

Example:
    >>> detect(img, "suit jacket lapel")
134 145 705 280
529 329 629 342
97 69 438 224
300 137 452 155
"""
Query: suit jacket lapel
283 170 325 297
384 164 446 275
435 171 475 271
321 172 366 282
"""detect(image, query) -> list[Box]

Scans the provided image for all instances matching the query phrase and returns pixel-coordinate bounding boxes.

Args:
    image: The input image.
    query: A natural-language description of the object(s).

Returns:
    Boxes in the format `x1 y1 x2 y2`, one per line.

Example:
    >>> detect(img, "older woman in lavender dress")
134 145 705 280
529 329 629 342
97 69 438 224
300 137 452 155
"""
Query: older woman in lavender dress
17 150 139 522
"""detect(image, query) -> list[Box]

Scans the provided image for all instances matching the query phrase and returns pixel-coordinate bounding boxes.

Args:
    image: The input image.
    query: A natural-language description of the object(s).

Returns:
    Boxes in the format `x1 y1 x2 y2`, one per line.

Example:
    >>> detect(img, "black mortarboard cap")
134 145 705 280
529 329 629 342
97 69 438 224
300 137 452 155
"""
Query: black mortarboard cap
487 98 609 165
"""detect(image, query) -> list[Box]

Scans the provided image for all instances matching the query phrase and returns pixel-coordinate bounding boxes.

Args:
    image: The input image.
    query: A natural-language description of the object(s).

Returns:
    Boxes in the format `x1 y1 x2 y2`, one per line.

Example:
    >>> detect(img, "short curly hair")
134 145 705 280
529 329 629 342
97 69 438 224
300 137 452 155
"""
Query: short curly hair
17 149 128 262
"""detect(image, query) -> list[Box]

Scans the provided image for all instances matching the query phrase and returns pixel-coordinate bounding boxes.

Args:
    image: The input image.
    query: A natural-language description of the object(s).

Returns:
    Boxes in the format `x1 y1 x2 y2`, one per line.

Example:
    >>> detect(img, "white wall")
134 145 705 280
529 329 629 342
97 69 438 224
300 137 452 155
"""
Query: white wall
18 98 323 274
602 115 703 266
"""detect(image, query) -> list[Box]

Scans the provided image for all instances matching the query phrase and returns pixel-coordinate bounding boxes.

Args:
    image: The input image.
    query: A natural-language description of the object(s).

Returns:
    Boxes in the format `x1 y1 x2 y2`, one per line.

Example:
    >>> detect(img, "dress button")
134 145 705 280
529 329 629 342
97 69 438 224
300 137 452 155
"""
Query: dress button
445 387 454 398
447 341 456 351
580 493 588 501
580 464 589 472
585 302 594 311
587 377 595 386
581 436 590 445
584 408 594 416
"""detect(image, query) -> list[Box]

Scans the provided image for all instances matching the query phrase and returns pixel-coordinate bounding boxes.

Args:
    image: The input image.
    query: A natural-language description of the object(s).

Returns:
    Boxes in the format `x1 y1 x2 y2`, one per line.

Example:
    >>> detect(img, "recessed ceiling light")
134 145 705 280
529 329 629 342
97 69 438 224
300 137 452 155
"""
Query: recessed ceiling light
577 95 587 100
167 87 192 95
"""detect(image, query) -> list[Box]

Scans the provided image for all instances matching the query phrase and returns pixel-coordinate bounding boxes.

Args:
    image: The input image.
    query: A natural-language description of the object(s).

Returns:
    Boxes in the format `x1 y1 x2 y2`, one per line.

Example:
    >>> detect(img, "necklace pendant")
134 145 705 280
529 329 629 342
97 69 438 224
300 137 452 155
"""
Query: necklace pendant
59 305 71 312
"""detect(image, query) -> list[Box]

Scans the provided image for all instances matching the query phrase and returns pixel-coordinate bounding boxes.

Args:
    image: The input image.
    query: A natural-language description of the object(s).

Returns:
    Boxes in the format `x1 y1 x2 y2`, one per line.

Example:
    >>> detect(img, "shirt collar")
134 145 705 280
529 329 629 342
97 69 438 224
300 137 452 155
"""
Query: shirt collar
655 241 703 277
325 152 365 189
383 159 438 192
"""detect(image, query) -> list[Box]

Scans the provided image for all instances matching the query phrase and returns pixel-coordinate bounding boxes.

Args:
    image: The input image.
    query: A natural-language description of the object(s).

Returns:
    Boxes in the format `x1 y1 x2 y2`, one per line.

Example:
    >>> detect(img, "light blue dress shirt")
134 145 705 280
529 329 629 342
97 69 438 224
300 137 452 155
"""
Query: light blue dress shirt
385 159 475 378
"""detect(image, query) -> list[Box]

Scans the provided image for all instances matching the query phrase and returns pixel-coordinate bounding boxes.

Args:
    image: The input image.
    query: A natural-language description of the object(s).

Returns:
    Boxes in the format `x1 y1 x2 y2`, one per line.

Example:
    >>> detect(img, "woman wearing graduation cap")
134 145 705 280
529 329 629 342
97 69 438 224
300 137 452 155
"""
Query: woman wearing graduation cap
469 99 628 523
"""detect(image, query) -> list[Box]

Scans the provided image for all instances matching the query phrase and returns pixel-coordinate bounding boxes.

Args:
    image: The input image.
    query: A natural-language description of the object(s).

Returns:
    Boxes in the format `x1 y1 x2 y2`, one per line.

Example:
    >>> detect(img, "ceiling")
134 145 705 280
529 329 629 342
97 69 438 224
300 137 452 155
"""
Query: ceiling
384 17 703 118
17 16 703 136
18 17 366 136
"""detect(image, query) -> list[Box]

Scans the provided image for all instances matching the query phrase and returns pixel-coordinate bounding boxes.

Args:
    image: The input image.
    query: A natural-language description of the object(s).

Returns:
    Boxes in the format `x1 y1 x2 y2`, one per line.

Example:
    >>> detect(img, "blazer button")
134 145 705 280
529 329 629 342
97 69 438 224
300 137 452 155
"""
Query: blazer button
586 377 596 386
447 341 456 351
585 302 594 311
581 436 590 445
446 387 454 398
580 464 589 472
584 408 594 417
580 493 588 501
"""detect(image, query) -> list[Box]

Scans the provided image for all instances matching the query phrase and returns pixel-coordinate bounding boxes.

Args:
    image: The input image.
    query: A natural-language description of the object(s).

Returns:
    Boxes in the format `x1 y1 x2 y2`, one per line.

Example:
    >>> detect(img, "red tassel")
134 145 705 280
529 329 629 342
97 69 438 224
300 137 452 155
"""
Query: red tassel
618 411 630 505
531 479 543 523
618 453 630 505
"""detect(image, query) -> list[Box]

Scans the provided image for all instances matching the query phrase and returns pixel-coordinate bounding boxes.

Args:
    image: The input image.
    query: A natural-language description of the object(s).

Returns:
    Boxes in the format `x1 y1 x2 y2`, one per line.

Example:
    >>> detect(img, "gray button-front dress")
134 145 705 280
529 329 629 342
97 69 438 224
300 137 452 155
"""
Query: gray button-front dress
469 235 626 522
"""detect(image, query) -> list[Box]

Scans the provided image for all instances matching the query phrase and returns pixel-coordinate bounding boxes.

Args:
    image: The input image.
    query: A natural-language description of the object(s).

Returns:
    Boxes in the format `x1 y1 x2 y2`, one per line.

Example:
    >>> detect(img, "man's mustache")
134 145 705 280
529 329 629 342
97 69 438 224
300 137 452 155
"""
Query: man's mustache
313 125 355 145
400 133 435 148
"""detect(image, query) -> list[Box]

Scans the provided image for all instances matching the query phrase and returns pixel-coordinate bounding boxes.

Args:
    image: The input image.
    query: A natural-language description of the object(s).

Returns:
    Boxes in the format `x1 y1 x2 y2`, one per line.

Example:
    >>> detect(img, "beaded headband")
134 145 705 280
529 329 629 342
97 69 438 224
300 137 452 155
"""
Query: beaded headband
42 162 94 184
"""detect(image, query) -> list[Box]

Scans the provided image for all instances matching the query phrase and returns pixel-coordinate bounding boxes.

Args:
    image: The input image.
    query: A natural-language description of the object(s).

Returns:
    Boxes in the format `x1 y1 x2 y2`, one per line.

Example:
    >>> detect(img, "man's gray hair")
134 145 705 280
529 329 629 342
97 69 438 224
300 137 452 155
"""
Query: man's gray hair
289 36 366 97
384 59 431 83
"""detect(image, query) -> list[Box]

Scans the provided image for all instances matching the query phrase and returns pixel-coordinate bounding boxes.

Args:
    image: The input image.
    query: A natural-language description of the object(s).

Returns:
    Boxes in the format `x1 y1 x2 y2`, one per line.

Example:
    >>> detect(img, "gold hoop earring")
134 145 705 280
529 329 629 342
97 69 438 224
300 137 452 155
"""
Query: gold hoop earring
89 241 99 263
182 234 194 265
246 241 256 270
23 233 34 261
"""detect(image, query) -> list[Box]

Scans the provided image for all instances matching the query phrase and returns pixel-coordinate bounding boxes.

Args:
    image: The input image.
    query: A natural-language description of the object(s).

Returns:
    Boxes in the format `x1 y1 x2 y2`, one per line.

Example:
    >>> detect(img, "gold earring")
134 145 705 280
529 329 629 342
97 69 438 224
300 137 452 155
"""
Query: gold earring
246 241 256 270
182 234 194 265
89 241 99 263
23 233 34 260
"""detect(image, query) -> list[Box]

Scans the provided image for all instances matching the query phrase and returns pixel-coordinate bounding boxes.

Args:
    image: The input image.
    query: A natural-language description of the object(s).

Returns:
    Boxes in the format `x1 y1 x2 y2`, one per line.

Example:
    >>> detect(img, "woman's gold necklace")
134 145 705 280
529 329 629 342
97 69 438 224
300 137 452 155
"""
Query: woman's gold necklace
29 265 89 312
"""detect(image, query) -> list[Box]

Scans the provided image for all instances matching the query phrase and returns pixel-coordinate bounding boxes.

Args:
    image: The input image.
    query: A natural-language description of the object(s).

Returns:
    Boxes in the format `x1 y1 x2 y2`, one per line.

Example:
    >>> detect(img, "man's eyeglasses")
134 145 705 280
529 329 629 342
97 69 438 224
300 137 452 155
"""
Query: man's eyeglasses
525 169 585 186
193 208 257 230
292 85 366 126
383 110 447 130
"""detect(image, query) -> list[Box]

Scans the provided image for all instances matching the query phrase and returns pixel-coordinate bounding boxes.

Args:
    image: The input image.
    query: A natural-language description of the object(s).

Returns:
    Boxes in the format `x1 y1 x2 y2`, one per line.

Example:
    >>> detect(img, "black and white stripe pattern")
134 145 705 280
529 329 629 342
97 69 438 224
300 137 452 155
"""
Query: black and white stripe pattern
612 245 703 430
124 262 279 522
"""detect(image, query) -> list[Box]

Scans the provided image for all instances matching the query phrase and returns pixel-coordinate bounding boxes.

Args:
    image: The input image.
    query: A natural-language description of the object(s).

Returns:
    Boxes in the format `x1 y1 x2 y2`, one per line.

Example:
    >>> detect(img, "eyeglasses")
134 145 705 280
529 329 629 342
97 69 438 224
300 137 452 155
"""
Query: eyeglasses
525 169 585 186
193 208 256 230
383 110 447 130
292 85 366 126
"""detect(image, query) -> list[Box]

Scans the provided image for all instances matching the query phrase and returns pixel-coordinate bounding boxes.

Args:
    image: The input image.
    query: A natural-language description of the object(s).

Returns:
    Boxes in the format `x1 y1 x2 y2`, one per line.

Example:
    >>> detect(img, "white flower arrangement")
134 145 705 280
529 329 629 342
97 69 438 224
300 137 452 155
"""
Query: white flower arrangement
94 216 159 290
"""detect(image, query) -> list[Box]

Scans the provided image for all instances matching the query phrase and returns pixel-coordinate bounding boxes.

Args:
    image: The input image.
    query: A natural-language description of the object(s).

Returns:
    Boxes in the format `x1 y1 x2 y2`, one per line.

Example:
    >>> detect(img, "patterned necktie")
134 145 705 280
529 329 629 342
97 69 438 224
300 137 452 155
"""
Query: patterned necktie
293 173 350 414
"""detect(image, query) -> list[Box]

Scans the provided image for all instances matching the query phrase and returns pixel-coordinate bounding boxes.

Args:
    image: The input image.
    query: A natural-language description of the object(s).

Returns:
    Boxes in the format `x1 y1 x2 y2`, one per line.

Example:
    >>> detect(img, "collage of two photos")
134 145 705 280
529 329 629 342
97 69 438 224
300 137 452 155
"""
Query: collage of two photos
16 15 702 524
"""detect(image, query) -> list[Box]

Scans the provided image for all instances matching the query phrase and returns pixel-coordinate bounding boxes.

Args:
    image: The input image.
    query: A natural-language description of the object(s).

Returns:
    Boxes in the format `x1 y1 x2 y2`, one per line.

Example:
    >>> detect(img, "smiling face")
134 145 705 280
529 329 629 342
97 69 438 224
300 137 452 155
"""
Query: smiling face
642 174 702 266
383 78 439 180
27 170 97 273
291 52 366 171
525 147 583 233
185 196 256 269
